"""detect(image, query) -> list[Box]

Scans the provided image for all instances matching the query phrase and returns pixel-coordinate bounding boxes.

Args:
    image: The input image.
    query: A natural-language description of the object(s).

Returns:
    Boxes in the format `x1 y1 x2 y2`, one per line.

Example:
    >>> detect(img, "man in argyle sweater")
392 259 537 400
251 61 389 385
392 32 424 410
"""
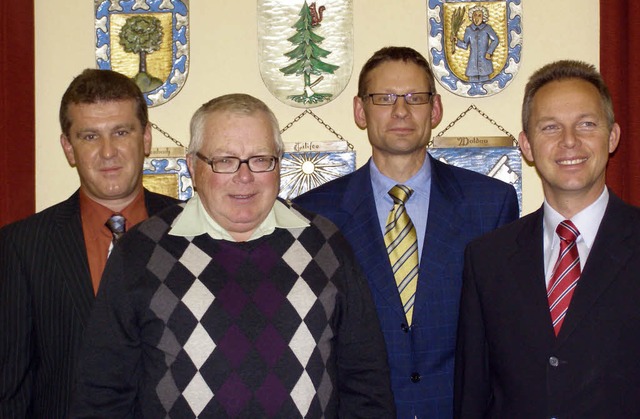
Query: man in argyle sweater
71 94 395 418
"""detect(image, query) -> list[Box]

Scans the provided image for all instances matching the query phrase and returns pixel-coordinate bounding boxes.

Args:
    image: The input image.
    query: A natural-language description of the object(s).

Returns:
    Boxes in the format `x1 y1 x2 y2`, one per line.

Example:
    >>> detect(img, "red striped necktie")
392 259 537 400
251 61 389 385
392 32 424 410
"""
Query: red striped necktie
547 220 581 336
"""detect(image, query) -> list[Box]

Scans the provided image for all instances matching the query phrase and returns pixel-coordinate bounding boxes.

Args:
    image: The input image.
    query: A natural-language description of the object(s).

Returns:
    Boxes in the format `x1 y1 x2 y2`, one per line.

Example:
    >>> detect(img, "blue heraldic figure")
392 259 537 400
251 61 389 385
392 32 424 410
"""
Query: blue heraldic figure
455 5 498 82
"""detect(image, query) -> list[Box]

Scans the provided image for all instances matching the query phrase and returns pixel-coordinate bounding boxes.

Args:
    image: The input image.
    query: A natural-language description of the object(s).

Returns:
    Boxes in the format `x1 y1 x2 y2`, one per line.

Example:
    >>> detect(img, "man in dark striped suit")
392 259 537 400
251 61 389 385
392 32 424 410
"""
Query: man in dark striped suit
0 69 179 418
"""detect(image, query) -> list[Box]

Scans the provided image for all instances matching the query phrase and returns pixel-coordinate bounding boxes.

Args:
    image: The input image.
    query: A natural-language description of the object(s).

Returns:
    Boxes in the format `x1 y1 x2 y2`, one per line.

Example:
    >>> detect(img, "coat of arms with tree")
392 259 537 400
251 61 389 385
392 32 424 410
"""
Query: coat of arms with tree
279 1 339 105
119 15 164 92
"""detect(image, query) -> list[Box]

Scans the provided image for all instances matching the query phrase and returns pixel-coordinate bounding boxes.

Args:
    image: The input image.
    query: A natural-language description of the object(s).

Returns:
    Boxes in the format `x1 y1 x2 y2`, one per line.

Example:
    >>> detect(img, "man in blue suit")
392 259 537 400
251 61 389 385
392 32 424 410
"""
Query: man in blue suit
294 46 519 418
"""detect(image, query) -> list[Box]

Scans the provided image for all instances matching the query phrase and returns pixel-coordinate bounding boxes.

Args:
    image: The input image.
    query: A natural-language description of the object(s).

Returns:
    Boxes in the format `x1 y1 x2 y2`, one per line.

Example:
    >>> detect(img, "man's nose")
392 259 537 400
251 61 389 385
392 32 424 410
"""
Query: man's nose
100 137 117 158
391 96 410 118
234 161 255 182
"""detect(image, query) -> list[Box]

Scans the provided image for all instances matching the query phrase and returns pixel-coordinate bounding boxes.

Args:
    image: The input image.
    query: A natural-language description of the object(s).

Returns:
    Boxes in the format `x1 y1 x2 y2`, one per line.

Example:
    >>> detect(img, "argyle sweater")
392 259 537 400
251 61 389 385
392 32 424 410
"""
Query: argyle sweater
71 204 395 418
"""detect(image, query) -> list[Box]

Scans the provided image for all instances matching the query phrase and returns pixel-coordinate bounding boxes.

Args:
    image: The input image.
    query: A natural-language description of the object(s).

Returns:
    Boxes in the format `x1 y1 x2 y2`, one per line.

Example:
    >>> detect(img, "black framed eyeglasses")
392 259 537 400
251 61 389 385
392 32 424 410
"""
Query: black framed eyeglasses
195 152 279 174
364 92 434 106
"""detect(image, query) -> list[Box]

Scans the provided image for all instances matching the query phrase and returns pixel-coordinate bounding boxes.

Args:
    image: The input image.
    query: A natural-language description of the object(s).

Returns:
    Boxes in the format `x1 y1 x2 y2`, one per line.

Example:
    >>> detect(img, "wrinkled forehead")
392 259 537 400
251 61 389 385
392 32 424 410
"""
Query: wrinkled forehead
201 111 277 154
364 60 433 92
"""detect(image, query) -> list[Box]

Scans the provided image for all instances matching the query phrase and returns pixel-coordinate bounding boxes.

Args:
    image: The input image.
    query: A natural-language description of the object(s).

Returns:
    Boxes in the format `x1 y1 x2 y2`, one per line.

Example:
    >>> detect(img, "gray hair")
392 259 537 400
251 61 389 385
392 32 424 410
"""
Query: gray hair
188 93 283 157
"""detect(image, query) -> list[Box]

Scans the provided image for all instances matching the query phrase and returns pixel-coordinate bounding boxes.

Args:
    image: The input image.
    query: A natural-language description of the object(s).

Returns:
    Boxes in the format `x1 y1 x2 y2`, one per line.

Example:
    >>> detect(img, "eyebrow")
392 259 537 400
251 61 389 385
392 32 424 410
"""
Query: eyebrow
537 112 601 123
207 147 274 156
75 123 137 134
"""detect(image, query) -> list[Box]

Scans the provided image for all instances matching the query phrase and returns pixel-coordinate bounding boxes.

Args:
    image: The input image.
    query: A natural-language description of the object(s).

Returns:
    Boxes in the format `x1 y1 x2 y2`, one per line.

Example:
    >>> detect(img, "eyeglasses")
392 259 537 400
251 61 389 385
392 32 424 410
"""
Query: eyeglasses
364 92 434 106
195 152 279 174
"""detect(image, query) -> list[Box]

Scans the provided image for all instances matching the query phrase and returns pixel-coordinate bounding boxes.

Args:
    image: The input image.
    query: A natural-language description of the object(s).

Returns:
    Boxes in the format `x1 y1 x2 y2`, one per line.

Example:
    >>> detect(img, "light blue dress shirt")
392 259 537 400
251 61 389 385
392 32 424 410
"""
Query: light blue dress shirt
370 156 432 263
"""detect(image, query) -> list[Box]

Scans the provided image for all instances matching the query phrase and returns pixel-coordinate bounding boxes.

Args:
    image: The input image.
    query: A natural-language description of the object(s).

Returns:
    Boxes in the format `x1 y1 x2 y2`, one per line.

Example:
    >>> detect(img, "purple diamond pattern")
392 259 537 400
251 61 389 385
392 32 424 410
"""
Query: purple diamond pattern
255 373 289 416
253 280 285 318
255 324 288 368
218 325 252 369
217 281 250 318
215 372 253 417
141 214 348 417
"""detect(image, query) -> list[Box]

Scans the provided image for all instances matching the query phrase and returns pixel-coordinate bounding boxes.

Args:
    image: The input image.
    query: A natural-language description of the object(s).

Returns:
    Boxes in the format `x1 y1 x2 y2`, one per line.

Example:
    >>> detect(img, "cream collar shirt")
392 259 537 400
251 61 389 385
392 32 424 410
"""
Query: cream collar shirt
170 192 309 241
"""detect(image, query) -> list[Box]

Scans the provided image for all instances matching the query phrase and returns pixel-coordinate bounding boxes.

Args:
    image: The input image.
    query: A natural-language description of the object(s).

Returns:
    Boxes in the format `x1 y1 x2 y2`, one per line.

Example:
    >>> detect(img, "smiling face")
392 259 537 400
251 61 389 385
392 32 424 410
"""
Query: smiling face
354 60 442 168
60 99 151 211
519 78 620 213
187 110 280 241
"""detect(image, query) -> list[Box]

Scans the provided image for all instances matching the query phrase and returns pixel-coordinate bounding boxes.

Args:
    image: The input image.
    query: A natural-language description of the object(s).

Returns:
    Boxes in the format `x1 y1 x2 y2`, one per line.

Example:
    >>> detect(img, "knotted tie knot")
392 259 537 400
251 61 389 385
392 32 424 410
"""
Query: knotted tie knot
105 213 126 243
556 220 579 243
389 184 414 206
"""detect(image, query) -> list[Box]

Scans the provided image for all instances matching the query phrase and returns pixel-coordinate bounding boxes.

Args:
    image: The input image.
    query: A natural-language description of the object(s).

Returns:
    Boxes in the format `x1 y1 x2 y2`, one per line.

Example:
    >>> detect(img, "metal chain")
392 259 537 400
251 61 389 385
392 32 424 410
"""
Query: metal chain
432 104 518 146
152 108 355 152
280 109 354 150
151 122 187 149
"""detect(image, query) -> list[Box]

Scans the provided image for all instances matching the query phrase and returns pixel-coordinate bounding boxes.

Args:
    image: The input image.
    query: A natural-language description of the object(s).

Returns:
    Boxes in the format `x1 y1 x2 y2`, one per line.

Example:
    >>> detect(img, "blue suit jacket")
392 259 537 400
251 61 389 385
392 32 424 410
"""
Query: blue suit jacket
294 155 519 418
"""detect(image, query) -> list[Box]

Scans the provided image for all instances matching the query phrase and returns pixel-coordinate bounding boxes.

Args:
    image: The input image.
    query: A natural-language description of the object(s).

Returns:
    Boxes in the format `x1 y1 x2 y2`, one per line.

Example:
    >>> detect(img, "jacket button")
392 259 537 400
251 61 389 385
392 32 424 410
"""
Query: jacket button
401 323 409 333
549 356 559 367
410 372 421 383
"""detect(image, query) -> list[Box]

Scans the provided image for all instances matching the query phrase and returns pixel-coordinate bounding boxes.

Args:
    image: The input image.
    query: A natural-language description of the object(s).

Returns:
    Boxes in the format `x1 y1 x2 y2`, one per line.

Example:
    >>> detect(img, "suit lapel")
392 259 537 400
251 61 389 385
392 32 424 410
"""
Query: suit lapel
556 194 637 343
414 159 465 315
341 164 406 320
52 192 94 324
508 209 558 343
48 190 177 325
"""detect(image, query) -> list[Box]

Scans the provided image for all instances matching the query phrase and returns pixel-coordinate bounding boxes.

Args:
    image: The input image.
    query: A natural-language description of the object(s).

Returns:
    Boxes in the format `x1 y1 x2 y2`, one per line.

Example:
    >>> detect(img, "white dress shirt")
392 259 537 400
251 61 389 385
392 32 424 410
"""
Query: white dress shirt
543 188 609 287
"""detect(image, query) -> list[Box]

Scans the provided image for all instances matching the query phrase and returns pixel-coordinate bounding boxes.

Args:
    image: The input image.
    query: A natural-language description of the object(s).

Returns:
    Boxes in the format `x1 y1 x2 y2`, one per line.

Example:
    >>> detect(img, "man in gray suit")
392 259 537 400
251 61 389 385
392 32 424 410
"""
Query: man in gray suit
0 69 179 418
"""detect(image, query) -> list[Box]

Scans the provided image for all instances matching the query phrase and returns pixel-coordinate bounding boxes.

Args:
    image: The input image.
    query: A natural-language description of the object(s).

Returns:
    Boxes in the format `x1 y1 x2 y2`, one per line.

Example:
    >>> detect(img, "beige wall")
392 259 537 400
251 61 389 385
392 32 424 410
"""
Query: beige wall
35 0 600 215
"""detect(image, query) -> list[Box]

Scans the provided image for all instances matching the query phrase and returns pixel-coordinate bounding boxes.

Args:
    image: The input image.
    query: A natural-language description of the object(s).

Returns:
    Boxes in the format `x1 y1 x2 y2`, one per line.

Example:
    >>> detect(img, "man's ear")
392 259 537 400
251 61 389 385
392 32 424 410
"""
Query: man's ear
60 134 76 166
142 123 152 156
608 122 621 154
519 131 534 163
430 94 443 128
353 95 367 130
186 153 197 189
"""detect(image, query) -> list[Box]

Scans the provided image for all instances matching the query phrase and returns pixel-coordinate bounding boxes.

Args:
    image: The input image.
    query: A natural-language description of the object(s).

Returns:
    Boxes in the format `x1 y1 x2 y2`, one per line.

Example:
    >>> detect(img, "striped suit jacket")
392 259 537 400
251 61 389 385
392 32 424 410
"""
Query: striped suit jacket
294 155 519 418
0 189 179 418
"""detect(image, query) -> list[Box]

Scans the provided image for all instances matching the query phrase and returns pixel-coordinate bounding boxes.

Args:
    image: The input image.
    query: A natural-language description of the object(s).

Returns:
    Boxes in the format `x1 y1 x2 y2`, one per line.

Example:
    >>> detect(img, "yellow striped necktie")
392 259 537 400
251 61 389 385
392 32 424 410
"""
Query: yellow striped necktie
384 185 419 325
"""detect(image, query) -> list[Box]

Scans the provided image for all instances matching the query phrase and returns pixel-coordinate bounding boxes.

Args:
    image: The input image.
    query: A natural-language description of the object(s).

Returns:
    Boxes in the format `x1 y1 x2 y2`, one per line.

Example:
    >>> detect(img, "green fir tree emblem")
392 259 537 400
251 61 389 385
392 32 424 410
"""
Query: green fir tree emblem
280 1 339 105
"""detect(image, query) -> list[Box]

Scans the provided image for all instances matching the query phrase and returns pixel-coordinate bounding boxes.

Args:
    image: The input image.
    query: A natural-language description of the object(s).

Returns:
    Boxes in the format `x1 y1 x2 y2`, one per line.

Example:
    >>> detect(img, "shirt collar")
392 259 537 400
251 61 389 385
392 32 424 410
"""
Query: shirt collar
79 187 147 233
543 187 609 251
169 192 309 241
369 156 432 202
